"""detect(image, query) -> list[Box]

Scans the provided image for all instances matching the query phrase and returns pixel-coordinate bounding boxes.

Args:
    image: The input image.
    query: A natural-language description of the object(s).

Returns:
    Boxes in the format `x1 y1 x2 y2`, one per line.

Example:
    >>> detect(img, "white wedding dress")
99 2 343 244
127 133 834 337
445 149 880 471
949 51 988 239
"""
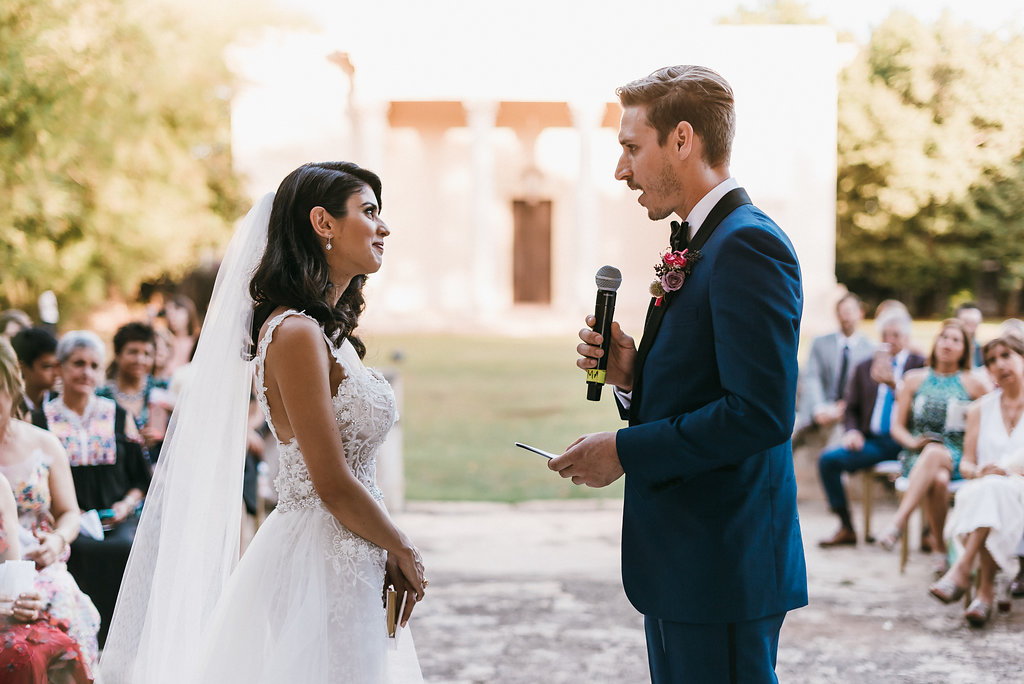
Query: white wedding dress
193 309 423 683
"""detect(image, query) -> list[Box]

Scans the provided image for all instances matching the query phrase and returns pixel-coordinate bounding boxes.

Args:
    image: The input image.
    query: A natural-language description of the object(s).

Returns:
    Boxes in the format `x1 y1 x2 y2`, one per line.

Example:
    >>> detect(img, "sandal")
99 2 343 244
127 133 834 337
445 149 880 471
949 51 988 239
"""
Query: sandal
930 552 950 578
929 575 968 604
965 598 992 627
878 526 902 552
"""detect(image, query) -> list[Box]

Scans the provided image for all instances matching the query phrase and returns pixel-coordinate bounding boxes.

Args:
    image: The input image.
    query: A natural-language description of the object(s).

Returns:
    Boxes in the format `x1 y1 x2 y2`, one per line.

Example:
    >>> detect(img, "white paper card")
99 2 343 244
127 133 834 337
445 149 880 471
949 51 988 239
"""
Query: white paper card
0 560 35 599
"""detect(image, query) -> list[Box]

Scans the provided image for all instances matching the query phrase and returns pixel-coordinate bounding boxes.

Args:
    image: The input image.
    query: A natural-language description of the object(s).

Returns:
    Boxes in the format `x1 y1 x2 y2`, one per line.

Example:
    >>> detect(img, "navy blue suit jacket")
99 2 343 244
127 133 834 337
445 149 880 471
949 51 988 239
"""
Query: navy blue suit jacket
615 192 808 625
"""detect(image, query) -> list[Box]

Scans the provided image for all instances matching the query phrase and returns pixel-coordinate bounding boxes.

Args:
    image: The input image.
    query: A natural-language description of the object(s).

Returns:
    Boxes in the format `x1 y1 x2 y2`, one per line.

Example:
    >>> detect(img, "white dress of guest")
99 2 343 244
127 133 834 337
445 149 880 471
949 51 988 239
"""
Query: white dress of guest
945 389 1024 571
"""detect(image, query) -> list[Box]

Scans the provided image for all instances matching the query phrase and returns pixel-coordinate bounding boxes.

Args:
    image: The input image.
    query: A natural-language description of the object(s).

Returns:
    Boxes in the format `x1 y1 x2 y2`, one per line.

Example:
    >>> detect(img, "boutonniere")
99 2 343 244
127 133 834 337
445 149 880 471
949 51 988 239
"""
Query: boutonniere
650 249 701 306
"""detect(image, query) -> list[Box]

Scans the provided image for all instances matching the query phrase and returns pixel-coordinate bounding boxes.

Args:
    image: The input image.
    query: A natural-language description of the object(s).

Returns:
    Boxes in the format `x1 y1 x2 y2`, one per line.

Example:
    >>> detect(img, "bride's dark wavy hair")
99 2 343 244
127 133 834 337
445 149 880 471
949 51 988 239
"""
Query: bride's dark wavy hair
248 162 382 359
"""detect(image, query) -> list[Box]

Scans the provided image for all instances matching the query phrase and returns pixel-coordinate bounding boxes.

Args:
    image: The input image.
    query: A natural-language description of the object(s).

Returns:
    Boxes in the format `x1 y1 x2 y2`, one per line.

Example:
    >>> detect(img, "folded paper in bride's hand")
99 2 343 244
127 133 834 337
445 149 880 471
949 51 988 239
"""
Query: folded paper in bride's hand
386 586 406 649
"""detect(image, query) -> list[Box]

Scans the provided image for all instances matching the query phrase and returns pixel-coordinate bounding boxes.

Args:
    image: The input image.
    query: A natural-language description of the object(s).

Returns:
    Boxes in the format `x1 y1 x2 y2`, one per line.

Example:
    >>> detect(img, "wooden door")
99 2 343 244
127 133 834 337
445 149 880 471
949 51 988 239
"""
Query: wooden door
512 200 552 304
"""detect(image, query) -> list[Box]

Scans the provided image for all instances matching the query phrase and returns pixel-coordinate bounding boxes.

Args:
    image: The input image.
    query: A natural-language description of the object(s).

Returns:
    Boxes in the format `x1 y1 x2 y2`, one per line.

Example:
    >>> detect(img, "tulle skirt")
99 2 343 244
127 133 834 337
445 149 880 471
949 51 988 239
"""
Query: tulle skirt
196 504 423 683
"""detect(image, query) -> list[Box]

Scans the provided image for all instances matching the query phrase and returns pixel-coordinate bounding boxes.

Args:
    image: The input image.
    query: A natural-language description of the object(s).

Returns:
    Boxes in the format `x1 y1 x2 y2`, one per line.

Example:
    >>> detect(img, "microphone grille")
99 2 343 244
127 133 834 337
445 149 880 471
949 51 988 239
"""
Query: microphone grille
595 265 622 291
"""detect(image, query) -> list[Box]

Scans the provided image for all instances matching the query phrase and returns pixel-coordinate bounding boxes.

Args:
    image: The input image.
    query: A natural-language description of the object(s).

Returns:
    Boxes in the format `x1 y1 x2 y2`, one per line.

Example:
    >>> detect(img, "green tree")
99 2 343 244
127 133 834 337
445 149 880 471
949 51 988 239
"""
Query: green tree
836 12 1024 314
0 0 255 321
719 0 829 26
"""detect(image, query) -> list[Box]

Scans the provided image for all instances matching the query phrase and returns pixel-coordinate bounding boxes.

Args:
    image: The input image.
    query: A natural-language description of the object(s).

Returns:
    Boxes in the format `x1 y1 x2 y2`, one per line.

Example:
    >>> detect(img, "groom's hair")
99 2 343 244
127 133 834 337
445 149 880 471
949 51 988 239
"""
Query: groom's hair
616 65 735 168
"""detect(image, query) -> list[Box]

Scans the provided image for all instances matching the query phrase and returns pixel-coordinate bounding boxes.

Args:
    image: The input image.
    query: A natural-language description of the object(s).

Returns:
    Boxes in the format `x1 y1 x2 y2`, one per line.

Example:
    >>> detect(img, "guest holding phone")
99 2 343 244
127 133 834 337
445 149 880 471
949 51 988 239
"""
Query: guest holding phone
97 322 171 463
33 331 151 646
878 319 991 572
817 308 925 546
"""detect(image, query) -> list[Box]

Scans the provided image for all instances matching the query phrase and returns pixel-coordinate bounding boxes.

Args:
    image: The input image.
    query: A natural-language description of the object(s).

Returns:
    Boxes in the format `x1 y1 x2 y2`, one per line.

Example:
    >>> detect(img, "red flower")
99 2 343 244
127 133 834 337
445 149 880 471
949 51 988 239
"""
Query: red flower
662 250 688 267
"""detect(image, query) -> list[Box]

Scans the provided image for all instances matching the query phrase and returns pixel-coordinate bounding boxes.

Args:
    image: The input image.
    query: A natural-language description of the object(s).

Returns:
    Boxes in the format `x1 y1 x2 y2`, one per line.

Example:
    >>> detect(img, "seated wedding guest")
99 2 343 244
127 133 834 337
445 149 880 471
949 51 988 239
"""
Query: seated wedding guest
955 302 984 368
33 331 151 645
0 338 100 675
999 316 1024 595
818 308 926 546
796 292 874 435
11 327 60 413
0 309 33 340
161 294 200 379
1 471 93 684
97 322 171 462
878 319 991 571
929 336 1024 625
998 318 1024 343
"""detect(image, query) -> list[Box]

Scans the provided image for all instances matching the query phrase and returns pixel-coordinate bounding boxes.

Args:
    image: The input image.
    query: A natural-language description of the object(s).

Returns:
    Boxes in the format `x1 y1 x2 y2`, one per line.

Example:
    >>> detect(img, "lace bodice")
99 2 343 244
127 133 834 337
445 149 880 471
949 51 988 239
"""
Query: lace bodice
254 310 397 513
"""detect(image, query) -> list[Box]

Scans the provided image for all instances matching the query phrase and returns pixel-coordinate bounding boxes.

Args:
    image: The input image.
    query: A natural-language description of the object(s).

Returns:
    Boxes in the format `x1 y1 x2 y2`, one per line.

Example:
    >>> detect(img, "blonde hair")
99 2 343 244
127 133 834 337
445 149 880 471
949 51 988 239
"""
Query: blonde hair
616 65 735 167
0 338 25 416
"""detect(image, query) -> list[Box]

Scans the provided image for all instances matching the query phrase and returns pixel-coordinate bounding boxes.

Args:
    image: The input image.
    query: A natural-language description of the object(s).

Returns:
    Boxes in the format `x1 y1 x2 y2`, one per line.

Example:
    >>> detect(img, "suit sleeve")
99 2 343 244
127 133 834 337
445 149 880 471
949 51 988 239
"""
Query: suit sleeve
616 226 802 489
798 338 827 425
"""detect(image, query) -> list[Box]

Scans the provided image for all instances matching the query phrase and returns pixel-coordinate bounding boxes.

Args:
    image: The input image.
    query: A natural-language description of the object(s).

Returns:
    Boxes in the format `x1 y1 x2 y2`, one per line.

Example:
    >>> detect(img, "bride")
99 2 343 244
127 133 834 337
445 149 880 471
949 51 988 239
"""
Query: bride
100 162 426 682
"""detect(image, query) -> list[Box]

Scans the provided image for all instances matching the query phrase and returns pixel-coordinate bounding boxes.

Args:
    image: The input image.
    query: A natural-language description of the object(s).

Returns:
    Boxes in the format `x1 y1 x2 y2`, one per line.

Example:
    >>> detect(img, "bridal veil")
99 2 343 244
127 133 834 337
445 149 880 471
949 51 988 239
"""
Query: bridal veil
99 193 273 683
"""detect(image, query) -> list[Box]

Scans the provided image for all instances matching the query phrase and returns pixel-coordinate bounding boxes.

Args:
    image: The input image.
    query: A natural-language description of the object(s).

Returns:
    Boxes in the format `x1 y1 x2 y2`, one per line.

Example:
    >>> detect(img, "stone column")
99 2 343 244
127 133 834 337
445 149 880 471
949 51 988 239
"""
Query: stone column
465 100 500 317
354 99 390 176
570 101 607 310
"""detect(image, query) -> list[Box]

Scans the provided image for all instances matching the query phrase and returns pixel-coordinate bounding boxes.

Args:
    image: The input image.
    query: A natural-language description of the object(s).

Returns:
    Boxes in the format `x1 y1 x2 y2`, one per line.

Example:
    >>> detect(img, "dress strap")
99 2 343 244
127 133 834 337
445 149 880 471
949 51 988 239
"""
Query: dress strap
253 310 340 442
256 310 333 363
254 310 303 442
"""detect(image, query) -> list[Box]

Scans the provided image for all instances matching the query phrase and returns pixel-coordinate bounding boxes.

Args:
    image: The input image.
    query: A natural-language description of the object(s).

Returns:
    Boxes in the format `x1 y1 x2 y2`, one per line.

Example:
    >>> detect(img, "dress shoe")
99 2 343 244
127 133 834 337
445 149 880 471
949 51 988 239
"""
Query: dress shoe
818 527 857 547
965 599 992 627
1011 569 1024 598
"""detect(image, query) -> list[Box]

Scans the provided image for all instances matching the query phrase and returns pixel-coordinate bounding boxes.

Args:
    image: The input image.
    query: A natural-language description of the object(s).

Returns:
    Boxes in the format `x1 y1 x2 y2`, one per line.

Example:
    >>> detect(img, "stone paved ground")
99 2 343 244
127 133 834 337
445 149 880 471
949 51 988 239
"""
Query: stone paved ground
396 499 1023 684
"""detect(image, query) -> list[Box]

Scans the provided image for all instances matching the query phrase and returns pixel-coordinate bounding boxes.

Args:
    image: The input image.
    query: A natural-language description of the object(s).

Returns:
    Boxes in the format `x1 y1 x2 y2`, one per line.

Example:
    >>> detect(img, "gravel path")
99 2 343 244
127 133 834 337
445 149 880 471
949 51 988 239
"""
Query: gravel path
396 499 1023 683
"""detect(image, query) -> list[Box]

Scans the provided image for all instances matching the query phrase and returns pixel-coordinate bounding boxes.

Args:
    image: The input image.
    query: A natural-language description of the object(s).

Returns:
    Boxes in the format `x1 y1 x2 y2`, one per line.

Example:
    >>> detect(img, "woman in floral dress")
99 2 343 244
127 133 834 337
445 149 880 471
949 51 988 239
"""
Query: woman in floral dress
0 338 100 677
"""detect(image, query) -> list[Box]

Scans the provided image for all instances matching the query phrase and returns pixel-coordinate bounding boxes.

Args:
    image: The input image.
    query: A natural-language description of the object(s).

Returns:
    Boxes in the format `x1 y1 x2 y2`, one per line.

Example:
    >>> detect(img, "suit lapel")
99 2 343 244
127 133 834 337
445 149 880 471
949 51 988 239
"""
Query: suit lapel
630 188 752 423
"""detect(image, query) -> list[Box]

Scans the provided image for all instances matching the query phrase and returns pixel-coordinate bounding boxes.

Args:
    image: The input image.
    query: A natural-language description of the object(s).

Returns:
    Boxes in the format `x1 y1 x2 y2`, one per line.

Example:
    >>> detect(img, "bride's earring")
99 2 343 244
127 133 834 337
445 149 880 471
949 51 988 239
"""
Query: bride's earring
326 236 333 251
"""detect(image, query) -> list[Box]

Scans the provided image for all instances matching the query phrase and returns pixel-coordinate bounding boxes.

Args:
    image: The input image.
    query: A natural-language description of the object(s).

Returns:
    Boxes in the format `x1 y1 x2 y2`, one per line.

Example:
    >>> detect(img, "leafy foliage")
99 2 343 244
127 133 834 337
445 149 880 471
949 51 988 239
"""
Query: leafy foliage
719 0 829 27
836 12 1024 314
0 0 250 320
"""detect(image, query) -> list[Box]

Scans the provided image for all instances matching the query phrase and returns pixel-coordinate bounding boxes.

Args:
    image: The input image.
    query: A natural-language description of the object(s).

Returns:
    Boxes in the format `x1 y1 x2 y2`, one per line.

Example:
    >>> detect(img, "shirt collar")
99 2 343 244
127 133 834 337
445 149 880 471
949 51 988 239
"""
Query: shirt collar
683 177 740 240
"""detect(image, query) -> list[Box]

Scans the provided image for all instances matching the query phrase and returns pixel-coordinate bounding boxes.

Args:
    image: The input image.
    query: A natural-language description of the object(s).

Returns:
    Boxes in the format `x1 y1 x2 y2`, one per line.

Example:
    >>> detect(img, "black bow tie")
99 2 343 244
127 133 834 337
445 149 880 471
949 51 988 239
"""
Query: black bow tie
670 220 690 252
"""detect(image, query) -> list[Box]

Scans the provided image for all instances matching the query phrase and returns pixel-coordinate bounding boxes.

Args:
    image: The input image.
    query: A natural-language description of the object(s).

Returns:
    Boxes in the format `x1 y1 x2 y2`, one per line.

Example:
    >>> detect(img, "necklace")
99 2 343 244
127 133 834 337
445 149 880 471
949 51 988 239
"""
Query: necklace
1001 395 1024 431
113 384 145 405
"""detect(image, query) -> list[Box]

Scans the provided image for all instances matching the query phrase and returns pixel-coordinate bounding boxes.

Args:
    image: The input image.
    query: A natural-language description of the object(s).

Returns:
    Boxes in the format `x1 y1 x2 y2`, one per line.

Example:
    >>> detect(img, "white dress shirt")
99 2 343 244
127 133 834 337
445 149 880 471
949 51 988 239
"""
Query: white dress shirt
869 348 909 436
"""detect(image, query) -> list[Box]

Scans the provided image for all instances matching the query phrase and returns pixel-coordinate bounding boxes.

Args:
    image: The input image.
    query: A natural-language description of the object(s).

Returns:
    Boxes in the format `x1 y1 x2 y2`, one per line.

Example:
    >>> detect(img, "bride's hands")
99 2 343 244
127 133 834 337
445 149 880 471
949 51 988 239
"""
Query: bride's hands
384 544 426 627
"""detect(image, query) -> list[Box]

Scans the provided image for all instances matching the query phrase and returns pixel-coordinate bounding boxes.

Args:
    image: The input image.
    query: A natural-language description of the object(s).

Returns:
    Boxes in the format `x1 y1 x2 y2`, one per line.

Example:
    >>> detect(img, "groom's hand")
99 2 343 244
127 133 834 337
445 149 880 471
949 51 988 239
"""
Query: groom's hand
549 432 624 487
577 316 636 391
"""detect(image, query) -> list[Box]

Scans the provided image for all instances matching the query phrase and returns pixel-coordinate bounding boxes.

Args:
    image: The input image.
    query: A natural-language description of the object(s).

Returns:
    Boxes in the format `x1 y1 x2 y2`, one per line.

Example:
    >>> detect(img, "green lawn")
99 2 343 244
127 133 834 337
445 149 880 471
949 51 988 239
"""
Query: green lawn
362 334 625 502
363 320 998 502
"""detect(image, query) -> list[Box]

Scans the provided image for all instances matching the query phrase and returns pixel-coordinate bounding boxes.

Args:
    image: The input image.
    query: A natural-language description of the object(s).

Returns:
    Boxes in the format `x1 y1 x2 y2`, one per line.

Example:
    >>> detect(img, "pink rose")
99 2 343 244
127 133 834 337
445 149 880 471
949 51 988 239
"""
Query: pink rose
661 271 685 292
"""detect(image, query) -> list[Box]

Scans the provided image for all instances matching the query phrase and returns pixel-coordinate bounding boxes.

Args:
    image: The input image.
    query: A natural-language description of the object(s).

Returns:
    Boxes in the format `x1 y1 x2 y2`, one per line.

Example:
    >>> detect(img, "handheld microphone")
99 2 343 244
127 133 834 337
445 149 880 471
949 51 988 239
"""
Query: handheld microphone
587 265 622 401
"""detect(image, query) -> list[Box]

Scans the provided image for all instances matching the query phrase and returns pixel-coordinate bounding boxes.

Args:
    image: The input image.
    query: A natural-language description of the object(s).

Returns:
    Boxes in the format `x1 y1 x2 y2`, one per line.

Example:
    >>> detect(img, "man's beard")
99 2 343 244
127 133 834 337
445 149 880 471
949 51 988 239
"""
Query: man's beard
644 161 682 221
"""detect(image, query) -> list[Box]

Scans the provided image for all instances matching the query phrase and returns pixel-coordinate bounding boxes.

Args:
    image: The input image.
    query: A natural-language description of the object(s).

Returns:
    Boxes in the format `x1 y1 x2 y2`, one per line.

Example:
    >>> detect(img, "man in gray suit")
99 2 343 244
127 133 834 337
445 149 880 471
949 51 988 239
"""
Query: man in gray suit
796 293 875 435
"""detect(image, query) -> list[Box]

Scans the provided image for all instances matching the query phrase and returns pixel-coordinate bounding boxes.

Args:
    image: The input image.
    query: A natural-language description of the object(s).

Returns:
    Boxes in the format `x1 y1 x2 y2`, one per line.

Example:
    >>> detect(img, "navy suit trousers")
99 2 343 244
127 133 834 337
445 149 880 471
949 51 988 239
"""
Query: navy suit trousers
645 612 786 683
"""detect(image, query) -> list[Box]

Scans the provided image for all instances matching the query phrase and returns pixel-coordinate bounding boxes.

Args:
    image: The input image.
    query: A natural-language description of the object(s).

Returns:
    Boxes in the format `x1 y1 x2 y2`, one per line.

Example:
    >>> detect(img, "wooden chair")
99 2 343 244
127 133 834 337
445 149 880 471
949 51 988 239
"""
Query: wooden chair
860 460 902 543
892 476 965 574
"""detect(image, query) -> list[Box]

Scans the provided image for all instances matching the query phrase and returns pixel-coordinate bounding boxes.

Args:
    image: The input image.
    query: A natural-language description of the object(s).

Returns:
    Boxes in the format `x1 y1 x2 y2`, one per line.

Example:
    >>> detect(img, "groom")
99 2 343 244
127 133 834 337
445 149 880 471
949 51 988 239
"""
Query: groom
550 65 807 683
